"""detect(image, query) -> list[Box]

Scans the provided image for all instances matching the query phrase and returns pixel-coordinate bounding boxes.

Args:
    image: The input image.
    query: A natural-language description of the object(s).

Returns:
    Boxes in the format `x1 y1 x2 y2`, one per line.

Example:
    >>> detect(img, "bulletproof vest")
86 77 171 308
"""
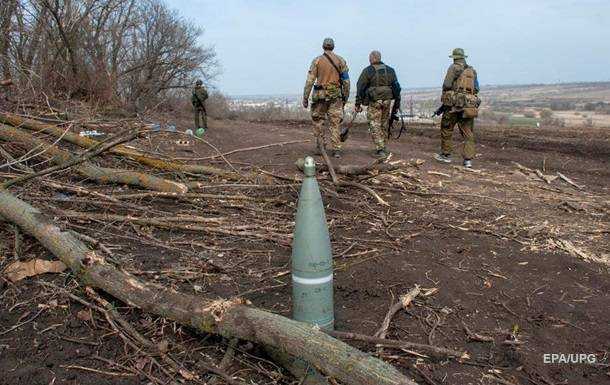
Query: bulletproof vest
367 64 394 101
453 65 476 95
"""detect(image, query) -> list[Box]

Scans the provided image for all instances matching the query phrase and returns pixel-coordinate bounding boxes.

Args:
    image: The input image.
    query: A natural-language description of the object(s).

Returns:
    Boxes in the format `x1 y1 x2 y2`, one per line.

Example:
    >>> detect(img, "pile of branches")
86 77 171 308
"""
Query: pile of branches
0 104 450 384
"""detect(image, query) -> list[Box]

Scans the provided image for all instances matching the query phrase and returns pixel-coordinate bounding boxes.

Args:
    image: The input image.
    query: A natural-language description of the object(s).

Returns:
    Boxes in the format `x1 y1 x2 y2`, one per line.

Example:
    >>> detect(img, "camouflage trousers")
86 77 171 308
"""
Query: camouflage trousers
367 100 392 150
440 111 475 159
194 107 207 129
311 98 344 151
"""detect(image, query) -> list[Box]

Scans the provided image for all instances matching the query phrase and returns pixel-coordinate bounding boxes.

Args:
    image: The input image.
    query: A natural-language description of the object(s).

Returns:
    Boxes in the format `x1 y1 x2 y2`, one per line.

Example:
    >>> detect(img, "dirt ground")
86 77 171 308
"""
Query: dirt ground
1 114 609 385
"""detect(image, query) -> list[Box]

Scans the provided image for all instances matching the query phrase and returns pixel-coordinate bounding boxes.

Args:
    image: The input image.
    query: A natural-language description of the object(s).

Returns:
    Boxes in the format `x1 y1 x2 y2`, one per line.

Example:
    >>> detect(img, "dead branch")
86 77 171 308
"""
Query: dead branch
2 127 138 188
0 124 187 193
0 188 416 385
41 180 121 203
296 158 399 176
55 209 291 245
0 113 258 182
113 191 273 202
318 144 339 185
329 330 468 360
375 285 421 340
534 169 557 184
557 172 584 189
295 156 391 205
178 139 310 161
462 322 494 343
339 181 390 206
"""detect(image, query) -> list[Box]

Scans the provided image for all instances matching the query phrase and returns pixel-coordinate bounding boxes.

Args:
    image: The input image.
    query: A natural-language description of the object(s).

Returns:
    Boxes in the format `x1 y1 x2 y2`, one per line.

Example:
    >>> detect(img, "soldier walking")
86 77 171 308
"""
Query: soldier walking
192 79 209 132
434 48 480 168
303 38 350 158
355 50 401 158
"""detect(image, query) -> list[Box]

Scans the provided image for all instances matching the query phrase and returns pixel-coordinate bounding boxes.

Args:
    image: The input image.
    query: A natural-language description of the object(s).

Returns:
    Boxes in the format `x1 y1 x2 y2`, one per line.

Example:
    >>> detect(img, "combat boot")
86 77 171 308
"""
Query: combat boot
434 153 452 163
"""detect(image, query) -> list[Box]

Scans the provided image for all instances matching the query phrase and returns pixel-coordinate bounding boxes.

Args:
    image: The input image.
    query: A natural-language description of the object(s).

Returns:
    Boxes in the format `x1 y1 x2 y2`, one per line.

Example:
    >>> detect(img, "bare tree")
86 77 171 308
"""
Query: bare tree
1 0 218 108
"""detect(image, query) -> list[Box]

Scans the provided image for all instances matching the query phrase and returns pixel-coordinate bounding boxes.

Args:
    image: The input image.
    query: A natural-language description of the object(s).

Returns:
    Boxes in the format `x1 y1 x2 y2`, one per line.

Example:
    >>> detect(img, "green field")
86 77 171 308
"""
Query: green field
508 116 539 127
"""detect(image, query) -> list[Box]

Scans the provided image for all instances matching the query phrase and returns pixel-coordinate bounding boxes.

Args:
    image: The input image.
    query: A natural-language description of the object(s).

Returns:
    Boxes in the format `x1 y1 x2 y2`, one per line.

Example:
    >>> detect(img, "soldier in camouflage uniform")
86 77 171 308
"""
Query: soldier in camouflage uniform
192 79 209 130
355 51 401 158
435 48 480 168
303 38 350 158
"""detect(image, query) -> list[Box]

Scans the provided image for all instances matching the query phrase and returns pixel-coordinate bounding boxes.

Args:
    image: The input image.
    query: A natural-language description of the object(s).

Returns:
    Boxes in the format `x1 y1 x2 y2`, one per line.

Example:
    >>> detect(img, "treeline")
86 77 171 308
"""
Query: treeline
0 0 217 109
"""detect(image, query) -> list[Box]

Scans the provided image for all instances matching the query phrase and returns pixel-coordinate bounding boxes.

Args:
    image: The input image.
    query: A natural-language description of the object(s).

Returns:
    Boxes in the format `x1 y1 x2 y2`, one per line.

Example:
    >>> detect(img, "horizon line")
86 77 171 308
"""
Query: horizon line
223 80 610 98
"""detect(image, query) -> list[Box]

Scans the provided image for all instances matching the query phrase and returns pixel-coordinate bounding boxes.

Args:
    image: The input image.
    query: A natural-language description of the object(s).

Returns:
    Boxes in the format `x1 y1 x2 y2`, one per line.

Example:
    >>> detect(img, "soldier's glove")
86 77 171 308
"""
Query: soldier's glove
302 98 309 109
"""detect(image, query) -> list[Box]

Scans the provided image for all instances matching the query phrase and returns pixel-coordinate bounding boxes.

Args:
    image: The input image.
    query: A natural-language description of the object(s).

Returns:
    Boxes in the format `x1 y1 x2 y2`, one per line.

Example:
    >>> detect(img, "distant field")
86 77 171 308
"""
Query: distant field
230 82 610 128
407 81 610 102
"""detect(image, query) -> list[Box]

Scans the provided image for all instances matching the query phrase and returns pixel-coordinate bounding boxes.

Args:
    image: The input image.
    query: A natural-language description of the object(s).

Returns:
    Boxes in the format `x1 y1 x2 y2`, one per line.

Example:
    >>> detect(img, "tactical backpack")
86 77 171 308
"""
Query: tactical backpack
366 64 394 104
441 65 481 118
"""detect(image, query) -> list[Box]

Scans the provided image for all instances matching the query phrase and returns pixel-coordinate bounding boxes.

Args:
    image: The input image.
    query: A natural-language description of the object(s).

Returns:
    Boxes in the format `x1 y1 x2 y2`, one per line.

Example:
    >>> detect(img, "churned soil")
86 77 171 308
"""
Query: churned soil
1 116 608 385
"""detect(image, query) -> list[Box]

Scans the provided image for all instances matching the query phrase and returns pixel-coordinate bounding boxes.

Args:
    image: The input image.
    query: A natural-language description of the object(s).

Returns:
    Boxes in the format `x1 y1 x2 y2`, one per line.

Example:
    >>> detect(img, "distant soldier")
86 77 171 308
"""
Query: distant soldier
434 48 480 168
355 50 401 158
192 79 208 131
303 38 350 158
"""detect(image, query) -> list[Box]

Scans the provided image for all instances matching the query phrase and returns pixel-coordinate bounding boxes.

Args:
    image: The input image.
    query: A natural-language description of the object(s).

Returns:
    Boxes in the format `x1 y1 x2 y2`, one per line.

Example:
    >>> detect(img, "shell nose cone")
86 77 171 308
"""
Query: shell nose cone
303 156 316 177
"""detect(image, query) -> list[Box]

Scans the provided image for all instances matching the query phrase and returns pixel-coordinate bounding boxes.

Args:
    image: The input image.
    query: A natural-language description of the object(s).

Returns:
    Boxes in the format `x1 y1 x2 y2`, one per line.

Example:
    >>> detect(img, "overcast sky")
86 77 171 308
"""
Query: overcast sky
169 0 610 95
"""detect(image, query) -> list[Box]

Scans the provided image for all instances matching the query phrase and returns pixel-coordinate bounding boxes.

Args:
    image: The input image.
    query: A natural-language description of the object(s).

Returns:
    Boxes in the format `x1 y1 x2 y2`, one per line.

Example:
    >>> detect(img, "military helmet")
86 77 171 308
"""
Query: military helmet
449 48 467 59
322 37 335 50
195 79 203 86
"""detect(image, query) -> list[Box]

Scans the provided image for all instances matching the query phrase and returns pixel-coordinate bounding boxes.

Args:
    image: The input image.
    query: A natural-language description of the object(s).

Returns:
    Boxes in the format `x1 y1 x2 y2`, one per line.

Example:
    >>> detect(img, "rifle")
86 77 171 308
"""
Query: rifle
432 104 449 117
387 101 406 140
340 110 359 142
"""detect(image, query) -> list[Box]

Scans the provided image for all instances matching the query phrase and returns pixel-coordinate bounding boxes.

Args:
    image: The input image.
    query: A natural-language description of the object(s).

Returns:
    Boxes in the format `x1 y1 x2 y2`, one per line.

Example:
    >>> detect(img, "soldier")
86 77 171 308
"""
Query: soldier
303 38 350 158
192 79 208 132
355 50 401 158
434 48 480 168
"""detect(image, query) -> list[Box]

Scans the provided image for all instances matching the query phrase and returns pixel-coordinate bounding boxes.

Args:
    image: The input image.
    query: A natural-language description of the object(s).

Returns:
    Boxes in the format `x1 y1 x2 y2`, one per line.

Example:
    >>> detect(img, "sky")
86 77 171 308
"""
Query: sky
168 0 610 95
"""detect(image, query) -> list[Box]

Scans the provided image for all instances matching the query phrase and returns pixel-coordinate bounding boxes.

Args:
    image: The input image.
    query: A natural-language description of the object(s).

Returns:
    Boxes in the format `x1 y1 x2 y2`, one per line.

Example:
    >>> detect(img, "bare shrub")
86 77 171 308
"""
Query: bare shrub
206 92 238 120
233 104 309 122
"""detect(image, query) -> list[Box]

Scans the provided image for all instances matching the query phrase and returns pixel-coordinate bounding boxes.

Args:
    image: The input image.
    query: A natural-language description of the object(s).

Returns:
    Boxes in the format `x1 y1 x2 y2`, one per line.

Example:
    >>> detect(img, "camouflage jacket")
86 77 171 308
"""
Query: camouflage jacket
303 50 350 102
442 59 480 94
192 86 209 108
356 62 401 106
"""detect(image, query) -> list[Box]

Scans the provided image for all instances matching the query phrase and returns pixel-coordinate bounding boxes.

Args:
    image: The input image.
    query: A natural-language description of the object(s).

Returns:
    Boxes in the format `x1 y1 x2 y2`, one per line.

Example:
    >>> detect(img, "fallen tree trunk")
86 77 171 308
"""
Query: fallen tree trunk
3 127 137 188
296 158 399 176
0 112 255 181
0 188 416 385
0 124 187 193
295 156 391 206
